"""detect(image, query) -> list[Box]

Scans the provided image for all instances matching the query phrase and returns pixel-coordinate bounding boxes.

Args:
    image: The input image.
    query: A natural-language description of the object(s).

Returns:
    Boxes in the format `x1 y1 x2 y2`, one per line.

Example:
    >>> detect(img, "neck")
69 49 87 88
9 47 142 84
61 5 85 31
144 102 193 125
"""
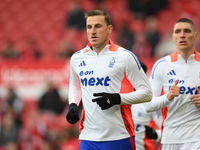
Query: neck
92 39 110 54
177 48 195 60
92 46 103 54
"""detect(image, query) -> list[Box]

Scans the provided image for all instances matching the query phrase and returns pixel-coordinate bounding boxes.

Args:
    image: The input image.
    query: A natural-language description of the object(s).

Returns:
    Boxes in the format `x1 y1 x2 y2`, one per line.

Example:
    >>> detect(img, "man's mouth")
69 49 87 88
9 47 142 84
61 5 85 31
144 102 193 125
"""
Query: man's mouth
179 41 186 45
91 36 97 40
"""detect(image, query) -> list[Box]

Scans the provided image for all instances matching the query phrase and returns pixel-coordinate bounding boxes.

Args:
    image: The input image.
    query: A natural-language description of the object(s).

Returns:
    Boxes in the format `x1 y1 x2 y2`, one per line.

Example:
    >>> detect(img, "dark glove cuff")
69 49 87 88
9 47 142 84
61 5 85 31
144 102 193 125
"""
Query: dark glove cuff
69 103 78 108
66 103 79 124
145 125 158 140
113 93 121 104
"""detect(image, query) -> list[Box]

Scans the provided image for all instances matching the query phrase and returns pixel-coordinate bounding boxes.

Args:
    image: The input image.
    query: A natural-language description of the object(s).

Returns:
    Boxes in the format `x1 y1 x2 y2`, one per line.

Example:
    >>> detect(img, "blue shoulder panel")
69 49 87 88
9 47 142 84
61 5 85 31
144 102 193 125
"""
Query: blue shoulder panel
124 49 141 70
151 58 166 79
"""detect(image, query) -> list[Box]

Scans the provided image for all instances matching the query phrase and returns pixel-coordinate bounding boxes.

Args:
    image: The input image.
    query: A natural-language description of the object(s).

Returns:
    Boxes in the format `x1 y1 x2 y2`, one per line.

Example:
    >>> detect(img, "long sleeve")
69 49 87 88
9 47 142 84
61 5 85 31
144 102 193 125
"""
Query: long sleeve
145 94 172 112
120 53 152 104
68 55 82 106
144 58 172 112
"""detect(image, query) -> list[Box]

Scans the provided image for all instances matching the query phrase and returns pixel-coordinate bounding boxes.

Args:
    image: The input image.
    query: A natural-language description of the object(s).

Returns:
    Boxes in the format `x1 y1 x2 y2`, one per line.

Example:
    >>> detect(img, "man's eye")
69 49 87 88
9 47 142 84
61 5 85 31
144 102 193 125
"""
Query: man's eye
185 29 191 33
175 30 180 33
87 26 92 29
96 25 101 28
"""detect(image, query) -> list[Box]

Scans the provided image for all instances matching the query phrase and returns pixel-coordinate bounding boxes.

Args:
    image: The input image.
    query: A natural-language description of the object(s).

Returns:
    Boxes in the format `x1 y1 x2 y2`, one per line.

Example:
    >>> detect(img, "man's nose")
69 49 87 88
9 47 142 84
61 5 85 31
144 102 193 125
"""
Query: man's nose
180 31 185 38
91 27 96 34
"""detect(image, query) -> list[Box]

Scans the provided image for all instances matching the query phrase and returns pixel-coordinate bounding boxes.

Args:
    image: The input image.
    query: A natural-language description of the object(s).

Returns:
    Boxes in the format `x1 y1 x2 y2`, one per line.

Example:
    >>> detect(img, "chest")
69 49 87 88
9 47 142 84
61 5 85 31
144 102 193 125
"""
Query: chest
162 62 200 95
73 53 127 87
74 53 125 77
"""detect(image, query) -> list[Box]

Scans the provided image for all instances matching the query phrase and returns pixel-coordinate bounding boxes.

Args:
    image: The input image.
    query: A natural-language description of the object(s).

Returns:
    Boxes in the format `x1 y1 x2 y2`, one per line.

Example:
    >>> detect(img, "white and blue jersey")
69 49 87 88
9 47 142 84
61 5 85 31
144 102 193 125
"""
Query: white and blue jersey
145 50 200 144
68 39 152 141
131 103 162 150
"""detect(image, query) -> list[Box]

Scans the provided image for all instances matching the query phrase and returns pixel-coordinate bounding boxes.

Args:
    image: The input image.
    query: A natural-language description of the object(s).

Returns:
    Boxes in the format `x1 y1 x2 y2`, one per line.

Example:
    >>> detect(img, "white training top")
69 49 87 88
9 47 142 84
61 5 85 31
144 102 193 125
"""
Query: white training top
145 50 200 144
68 39 152 141
131 103 162 150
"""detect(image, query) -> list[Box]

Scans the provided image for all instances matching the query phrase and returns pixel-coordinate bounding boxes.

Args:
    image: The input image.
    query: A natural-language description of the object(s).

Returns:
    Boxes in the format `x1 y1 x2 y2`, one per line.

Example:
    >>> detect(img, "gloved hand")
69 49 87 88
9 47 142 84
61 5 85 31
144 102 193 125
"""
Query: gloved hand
92 93 121 110
145 125 158 140
66 103 80 124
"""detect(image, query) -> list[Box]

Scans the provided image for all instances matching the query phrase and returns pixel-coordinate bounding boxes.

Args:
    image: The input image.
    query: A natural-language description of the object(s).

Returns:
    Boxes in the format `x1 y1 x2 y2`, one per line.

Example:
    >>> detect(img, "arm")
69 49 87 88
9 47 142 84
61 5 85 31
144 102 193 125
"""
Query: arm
67 56 82 124
152 110 162 142
145 59 172 112
120 53 152 104
68 56 82 106
92 52 152 110
145 94 171 112
146 81 180 112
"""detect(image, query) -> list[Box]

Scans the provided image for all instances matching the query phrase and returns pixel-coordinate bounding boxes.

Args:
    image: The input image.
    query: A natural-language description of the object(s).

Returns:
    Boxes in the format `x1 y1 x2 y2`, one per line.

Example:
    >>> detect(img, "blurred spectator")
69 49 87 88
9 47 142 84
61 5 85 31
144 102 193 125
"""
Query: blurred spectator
38 79 66 115
2 86 23 126
154 30 176 57
56 40 75 59
21 38 42 61
59 128 79 150
144 16 161 56
23 111 47 138
94 0 104 9
131 32 152 57
18 111 47 150
3 142 18 150
44 129 61 150
128 0 168 19
0 110 20 147
128 0 150 19
66 1 86 30
1 41 20 59
117 23 134 50
40 141 52 150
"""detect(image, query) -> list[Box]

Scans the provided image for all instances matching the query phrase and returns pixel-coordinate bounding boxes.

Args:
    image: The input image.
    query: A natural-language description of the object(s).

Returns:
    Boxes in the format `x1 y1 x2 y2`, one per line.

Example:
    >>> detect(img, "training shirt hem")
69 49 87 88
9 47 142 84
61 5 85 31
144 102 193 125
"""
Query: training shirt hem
79 135 131 142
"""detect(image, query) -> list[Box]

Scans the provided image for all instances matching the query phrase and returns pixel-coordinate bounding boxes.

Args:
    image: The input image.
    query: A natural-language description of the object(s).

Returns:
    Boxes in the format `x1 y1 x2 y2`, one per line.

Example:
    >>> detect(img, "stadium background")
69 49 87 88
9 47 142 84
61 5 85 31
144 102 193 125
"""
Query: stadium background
0 0 200 149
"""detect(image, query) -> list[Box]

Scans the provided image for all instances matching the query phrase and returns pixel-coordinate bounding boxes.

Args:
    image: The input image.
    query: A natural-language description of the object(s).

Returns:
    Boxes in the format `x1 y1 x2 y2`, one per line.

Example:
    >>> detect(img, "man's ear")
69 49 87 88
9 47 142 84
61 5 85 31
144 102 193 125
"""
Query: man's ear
107 25 113 35
194 31 198 40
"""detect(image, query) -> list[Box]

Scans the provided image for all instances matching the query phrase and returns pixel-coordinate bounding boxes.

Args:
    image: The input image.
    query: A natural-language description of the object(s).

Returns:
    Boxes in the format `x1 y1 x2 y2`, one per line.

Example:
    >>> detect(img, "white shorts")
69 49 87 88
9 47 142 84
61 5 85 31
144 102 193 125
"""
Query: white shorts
162 141 200 150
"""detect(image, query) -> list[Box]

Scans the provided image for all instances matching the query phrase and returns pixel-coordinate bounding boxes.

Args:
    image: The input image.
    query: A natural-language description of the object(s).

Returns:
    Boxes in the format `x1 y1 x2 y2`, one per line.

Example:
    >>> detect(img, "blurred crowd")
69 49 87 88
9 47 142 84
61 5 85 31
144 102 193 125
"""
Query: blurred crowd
1 0 200 61
0 80 80 150
1 0 200 149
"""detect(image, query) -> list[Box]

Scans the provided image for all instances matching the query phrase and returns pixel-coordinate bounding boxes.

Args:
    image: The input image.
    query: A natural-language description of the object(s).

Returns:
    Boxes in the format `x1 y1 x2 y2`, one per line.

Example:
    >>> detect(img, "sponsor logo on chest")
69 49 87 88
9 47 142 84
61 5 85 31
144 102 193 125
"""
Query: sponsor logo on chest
78 58 116 87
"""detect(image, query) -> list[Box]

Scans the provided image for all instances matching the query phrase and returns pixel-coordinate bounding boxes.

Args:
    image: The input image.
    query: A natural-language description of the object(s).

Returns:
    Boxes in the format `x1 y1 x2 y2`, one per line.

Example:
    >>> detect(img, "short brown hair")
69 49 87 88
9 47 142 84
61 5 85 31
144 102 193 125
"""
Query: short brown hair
85 10 111 26
174 18 196 31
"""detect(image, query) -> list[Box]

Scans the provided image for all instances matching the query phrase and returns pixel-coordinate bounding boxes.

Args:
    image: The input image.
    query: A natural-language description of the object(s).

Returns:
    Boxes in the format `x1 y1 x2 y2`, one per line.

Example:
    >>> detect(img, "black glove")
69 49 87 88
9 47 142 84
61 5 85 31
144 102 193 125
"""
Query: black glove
145 125 158 140
92 93 121 110
66 103 80 124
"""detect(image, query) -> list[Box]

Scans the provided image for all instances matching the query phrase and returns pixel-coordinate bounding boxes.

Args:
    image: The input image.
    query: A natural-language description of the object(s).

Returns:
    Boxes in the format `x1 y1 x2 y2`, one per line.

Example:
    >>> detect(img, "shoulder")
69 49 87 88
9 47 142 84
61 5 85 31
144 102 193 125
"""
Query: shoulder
70 48 88 59
153 55 171 68
118 47 141 67
72 48 87 56
117 47 139 61
118 48 143 71
150 55 171 79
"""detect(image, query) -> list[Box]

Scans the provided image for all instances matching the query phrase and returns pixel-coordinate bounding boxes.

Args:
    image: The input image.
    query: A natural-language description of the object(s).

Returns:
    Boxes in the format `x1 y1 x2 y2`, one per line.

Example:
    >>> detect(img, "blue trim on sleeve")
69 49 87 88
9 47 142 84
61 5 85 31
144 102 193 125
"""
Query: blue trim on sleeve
124 49 141 70
74 51 81 55
151 58 166 79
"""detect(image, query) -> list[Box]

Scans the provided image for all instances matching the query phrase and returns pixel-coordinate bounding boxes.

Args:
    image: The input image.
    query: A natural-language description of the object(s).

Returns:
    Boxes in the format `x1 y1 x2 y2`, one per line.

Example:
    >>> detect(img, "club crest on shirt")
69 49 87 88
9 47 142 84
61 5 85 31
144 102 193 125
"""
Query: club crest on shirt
108 57 116 68
137 108 142 117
